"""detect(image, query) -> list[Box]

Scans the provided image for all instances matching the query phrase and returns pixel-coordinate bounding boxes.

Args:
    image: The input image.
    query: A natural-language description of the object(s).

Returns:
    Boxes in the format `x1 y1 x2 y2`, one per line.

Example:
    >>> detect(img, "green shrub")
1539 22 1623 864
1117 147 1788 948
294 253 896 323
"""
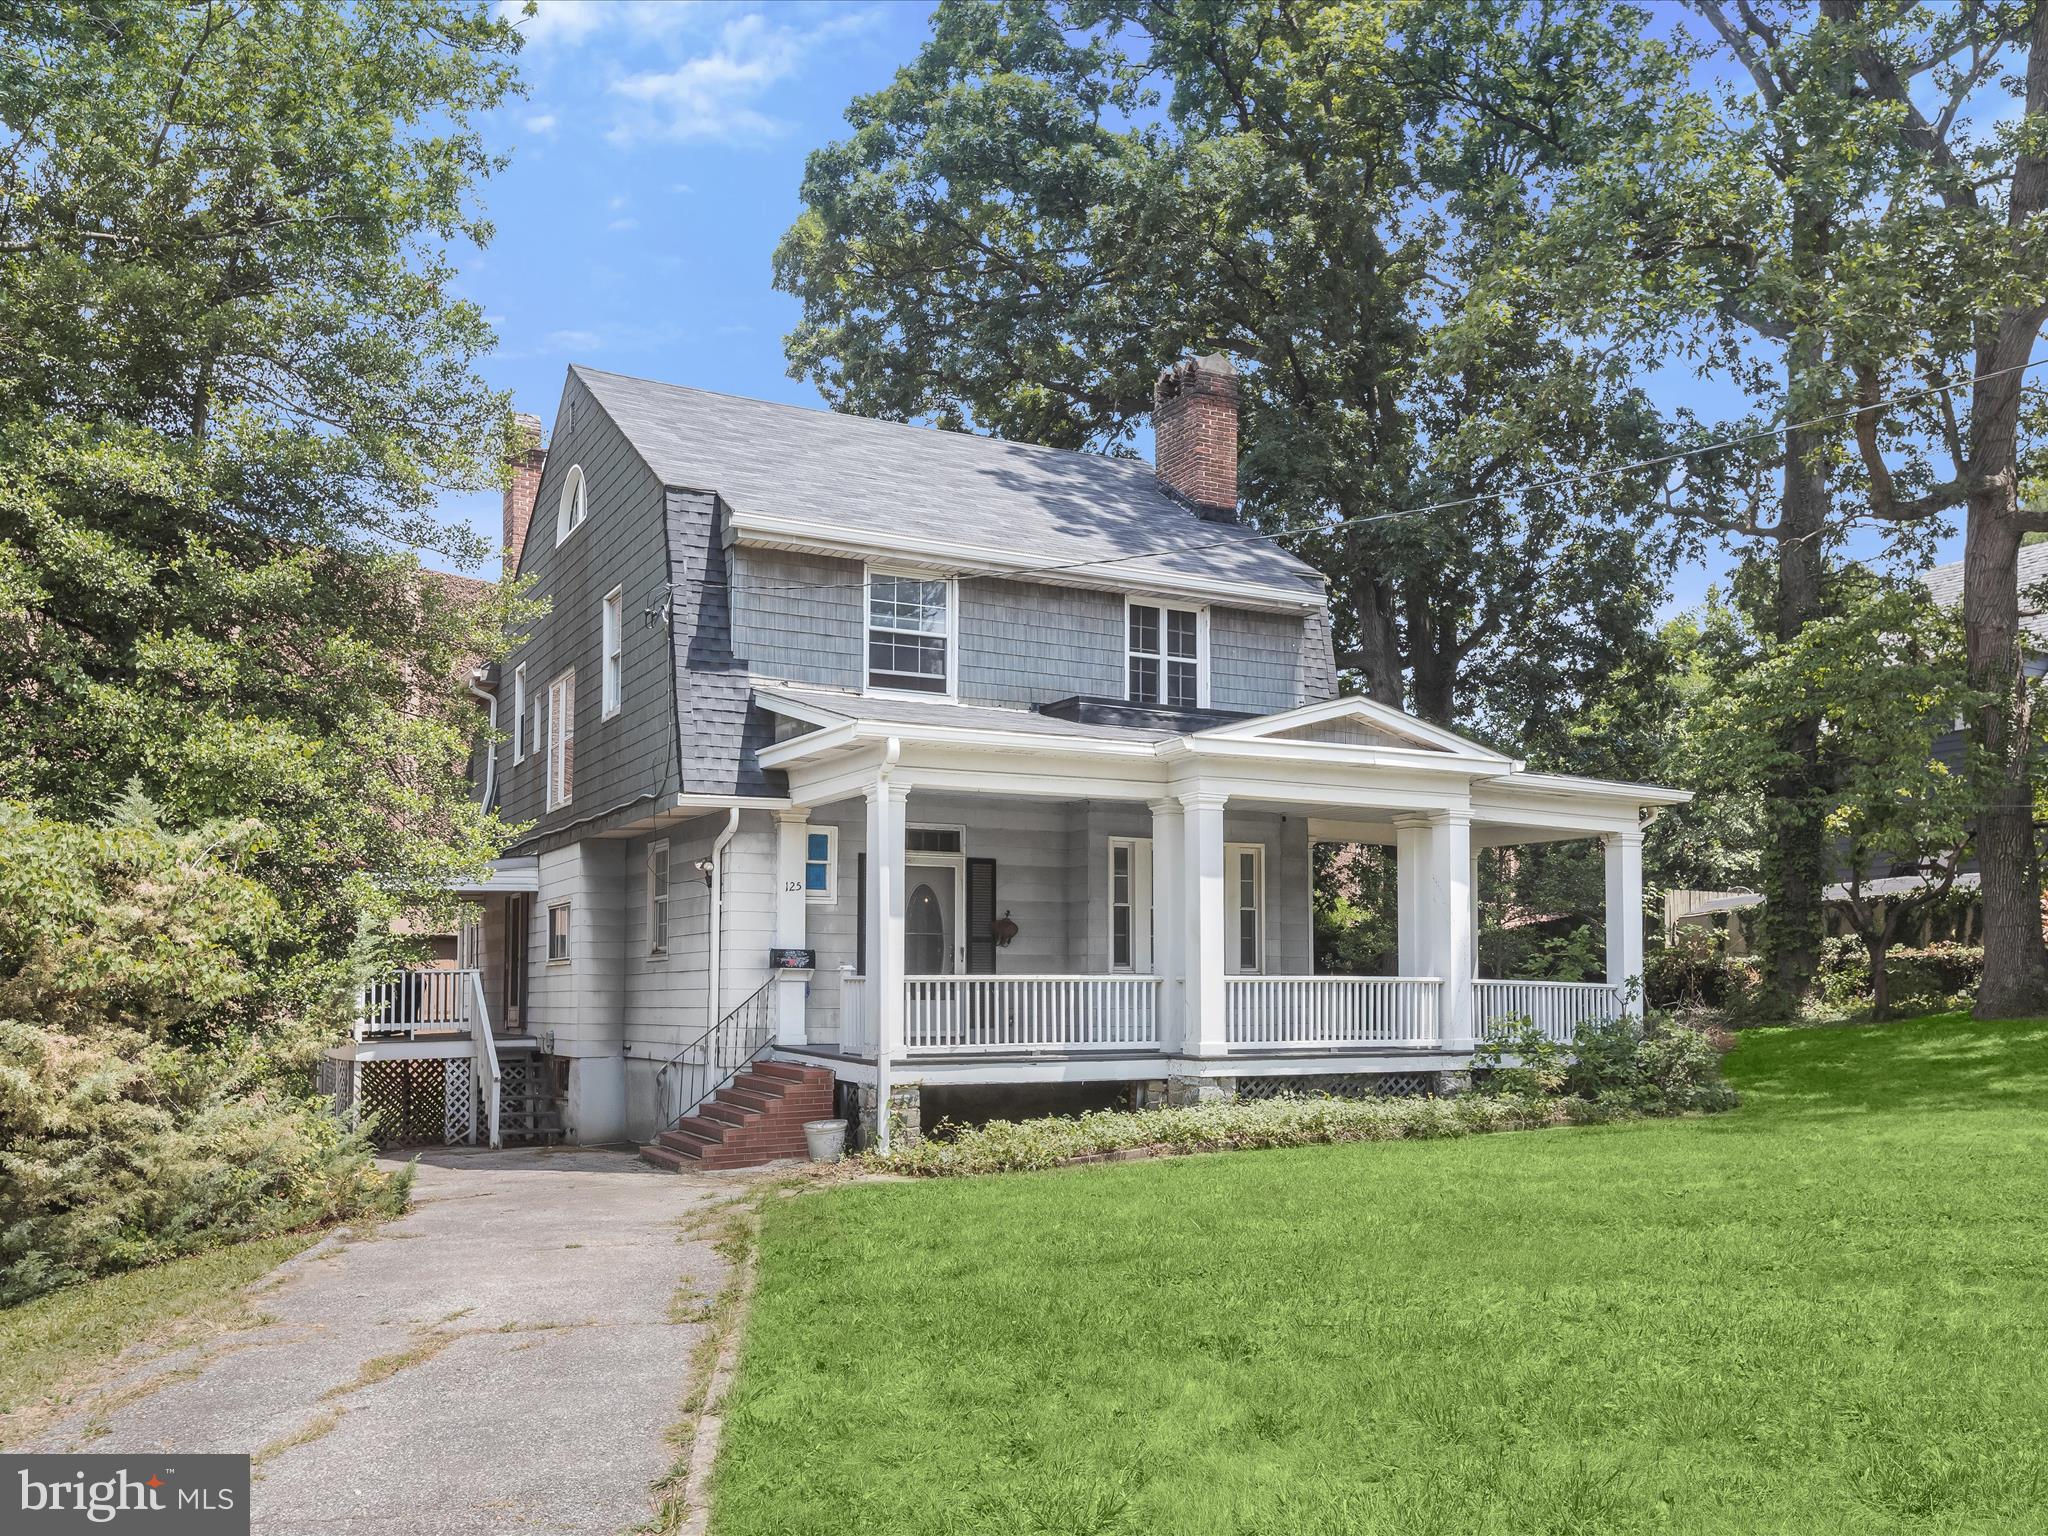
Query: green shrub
1476 1008 1736 1113
1815 938 1982 1014
1645 927 1758 1009
869 1093 1575 1177
0 798 406 1305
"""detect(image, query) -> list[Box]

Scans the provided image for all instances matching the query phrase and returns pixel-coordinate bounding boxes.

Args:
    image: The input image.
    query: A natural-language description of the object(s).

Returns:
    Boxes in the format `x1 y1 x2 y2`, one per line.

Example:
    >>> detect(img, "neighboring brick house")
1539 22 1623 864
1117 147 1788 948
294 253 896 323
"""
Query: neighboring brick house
333 356 1686 1164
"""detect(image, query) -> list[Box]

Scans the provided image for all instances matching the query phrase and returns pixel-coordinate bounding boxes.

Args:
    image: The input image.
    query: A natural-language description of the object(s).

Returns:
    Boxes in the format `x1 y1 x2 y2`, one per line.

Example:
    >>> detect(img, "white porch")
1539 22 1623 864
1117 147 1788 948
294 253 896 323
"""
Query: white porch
754 691 1682 1141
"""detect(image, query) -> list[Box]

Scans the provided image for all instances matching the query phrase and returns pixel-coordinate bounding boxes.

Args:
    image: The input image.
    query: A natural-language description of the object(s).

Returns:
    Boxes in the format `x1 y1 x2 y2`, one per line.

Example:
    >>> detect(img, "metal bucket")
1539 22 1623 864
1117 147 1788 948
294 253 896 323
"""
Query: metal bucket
803 1118 848 1164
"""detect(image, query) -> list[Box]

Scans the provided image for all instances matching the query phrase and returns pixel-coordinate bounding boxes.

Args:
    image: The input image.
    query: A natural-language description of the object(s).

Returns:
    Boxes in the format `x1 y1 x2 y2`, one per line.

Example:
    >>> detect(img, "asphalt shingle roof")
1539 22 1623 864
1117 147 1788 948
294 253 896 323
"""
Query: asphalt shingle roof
571 366 1325 602
1924 543 2048 647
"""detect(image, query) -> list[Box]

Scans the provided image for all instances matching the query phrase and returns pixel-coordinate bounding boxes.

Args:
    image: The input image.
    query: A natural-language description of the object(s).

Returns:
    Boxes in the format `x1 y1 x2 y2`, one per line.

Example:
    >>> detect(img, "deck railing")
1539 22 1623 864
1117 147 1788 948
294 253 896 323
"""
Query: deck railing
356 967 480 1039
1224 976 1441 1048
1473 979 1626 1044
903 975 1160 1054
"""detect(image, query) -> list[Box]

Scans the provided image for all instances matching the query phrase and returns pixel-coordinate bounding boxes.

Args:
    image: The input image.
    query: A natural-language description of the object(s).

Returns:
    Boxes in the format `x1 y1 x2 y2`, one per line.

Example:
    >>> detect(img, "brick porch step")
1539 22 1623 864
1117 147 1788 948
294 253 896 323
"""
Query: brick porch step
638 1062 838 1172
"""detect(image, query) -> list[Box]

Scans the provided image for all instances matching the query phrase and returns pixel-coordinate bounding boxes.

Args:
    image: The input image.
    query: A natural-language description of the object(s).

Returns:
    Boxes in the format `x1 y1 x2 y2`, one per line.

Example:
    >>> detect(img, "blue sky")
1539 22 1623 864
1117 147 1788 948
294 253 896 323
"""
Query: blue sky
439 0 1966 611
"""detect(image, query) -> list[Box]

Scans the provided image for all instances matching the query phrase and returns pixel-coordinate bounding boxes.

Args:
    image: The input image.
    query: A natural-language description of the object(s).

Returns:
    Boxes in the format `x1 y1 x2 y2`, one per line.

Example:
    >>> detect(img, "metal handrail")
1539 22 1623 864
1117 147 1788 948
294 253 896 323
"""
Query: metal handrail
654 976 778 1132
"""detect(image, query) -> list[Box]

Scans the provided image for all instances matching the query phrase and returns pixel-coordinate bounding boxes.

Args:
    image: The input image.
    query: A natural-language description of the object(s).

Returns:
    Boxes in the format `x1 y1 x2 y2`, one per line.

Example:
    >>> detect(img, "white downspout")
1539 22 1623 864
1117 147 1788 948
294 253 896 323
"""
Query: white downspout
707 807 741 1033
467 674 499 811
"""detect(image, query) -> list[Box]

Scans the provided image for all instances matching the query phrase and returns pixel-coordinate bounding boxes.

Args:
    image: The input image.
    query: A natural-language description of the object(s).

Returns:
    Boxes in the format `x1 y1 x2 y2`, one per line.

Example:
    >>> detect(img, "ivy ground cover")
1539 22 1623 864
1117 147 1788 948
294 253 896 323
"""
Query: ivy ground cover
713 1015 2048 1534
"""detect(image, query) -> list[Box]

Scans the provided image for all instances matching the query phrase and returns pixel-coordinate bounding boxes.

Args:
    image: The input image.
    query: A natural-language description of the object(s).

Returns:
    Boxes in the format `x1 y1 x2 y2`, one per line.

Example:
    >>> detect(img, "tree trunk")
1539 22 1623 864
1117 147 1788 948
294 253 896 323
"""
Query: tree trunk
1867 934 1891 1021
1345 566 1404 708
1962 476 2048 1015
1754 395 1831 1017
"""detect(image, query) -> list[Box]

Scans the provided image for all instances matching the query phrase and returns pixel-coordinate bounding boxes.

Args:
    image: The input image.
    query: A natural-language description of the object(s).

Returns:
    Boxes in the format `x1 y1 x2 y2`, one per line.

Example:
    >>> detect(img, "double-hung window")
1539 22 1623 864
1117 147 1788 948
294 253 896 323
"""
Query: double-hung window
601 586 624 719
1226 843 1264 974
512 662 527 762
648 840 670 954
866 572 952 695
1128 601 1202 708
547 901 572 964
545 669 575 811
1108 837 1155 973
804 828 837 904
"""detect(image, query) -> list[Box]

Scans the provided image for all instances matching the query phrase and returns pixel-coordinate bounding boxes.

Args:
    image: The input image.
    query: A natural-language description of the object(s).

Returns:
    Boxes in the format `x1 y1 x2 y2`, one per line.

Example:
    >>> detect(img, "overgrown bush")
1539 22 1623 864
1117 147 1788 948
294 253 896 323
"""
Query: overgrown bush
0 797 407 1306
1646 927 1759 1010
1814 937 1982 1014
1475 1010 1737 1114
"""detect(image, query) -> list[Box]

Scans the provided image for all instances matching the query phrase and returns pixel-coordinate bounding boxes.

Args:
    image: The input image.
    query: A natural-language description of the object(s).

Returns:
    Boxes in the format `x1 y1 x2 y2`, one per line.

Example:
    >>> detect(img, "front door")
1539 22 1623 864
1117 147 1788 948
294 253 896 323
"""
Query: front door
905 866 958 975
502 893 529 1031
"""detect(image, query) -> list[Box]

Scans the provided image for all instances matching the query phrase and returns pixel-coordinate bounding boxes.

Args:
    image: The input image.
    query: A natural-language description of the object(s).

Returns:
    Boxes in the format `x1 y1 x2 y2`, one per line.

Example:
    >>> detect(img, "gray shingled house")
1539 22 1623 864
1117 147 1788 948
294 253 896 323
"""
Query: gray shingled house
330 357 1687 1166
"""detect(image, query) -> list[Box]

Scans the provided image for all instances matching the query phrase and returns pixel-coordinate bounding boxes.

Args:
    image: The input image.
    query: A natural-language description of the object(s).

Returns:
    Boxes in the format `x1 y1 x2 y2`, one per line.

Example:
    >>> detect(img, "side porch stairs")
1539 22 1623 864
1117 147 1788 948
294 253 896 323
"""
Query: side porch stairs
640 1061 835 1172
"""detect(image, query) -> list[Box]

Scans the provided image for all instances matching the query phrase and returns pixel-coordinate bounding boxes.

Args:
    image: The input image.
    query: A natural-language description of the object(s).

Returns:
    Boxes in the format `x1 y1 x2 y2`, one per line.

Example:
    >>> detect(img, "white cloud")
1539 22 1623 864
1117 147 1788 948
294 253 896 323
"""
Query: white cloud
545 328 604 353
608 194 630 212
498 0 608 49
606 10 865 145
523 111 558 136
607 217 639 232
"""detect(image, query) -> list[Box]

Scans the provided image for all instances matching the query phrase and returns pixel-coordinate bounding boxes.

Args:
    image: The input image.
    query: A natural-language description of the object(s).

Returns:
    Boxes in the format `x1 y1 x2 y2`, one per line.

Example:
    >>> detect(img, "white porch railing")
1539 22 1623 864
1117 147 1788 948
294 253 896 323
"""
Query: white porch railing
1473 979 1626 1044
1225 976 1441 1048
356 967 478 1038
903 975 1161 1054
839 973 872 1056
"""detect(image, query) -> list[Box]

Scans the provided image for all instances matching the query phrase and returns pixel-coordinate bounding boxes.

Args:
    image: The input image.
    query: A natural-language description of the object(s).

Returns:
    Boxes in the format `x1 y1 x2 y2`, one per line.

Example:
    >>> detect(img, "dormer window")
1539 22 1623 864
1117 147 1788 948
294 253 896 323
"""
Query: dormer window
866 570 954 695
1128 600 1204 708
555 464 587 547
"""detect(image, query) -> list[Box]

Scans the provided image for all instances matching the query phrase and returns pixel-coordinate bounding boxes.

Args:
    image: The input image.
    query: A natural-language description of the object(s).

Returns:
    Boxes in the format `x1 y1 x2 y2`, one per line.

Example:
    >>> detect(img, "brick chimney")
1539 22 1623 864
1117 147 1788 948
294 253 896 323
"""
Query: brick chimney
1153 353 1240 522
503 412 547 572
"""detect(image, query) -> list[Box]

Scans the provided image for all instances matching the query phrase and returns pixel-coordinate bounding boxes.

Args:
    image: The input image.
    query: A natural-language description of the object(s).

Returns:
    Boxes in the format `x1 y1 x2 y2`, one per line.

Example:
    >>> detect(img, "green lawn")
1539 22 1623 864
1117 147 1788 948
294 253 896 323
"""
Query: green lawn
713 1016 2048 1534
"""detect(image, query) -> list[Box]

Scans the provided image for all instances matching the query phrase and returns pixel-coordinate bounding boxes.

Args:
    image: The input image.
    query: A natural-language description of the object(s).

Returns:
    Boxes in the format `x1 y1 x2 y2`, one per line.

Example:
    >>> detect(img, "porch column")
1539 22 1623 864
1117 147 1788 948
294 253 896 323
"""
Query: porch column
1149 797 1187 1053
772 809 811 1048
1432 811 1475 1048
1604 826 1646 1014
864 779 909 1059
1393 815 1430 975
1180 789 1229 1057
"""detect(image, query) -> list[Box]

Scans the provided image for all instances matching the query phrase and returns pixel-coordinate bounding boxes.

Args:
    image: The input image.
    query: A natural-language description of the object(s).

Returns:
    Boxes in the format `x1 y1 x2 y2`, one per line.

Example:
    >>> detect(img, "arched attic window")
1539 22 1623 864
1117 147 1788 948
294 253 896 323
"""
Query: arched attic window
555 464 587 547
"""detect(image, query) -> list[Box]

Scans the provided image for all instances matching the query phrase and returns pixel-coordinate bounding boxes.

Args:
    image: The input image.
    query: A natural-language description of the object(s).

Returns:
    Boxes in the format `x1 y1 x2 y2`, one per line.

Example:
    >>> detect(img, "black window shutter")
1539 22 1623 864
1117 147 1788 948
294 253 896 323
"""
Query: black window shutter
966 857 998 974
855 852 866 976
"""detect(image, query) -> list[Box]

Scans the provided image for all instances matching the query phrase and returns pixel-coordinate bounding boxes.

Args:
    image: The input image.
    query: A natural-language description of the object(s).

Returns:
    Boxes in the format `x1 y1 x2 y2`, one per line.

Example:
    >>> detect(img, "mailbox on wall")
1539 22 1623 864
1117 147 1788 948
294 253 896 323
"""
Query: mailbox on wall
769 947 816 971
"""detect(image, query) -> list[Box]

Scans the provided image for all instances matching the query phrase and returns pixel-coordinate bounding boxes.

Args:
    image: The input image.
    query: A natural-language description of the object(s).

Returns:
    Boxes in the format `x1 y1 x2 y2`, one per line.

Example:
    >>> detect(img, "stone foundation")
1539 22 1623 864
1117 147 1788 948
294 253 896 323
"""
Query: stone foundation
1129 1078 1172 1111
1434 1069 1473 1098
854 1079 924 1149
1165 1072 1233 1107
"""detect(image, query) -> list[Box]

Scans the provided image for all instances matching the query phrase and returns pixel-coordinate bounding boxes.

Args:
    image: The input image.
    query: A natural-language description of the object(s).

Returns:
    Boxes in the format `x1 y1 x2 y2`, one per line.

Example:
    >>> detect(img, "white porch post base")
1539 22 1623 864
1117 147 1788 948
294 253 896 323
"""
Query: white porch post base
1181 789 1229 1057
772 809 811 1048
1605 827 1646 1015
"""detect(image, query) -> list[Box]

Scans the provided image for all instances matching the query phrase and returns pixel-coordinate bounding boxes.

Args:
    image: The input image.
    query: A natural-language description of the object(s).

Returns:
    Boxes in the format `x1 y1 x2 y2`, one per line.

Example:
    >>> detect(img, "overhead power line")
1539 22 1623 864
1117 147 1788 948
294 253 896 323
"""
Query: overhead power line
629 353 2048 601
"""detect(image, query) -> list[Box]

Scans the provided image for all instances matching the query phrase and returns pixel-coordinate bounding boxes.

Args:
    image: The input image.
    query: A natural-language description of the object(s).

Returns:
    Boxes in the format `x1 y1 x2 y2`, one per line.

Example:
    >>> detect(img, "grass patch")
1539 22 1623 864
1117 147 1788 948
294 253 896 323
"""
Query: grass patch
713 1013 2048 1534
0 1232 316 1447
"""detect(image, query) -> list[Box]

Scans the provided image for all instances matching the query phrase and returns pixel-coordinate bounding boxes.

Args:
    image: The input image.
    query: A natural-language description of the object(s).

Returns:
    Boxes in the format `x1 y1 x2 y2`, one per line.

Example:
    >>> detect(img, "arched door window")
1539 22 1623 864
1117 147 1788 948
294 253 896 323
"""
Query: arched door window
905 883 947 974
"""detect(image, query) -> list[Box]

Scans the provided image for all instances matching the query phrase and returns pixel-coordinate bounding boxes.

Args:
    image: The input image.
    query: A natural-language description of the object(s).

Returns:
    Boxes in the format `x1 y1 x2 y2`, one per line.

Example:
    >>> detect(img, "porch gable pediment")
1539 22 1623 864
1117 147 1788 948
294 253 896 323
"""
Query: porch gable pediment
1189 698 1514 767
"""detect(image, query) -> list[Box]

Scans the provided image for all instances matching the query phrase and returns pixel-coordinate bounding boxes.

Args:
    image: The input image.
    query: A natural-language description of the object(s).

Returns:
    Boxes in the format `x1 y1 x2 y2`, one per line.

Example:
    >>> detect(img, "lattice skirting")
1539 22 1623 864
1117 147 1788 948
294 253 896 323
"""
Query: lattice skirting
1236 1071 1437 1102
316 1056 355 1119
353 1059 479 1145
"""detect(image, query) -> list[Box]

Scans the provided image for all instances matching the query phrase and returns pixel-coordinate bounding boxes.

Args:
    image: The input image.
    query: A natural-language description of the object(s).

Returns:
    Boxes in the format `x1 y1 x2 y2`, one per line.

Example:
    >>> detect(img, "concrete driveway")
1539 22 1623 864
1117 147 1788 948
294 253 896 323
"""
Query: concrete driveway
28 1147 745 1534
